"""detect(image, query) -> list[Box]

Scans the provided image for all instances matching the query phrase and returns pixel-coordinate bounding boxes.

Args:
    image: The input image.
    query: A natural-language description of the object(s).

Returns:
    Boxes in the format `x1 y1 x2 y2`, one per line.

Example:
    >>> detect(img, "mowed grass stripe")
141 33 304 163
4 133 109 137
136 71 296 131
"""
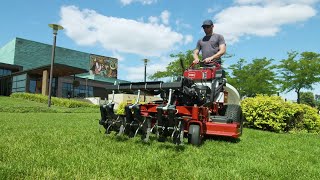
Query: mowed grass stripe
0 112 319 179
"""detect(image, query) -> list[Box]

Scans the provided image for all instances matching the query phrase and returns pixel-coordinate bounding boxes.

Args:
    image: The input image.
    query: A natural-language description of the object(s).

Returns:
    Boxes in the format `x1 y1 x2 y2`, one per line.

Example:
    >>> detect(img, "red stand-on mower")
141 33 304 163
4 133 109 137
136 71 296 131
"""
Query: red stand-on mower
99 62 242 145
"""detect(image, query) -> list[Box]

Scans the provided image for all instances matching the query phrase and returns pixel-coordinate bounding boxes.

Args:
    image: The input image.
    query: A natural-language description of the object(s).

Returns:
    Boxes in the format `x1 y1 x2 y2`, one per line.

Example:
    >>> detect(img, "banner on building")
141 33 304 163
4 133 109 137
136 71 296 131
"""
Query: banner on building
89 55 118 78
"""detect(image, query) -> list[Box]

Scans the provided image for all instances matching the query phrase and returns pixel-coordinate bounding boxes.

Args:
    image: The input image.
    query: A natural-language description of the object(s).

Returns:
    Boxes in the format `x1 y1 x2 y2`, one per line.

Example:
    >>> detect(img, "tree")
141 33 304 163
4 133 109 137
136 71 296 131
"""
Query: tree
227 58 246 97
278 51 320 103
228 58 278 98
315 94 320 110
300 92 316 107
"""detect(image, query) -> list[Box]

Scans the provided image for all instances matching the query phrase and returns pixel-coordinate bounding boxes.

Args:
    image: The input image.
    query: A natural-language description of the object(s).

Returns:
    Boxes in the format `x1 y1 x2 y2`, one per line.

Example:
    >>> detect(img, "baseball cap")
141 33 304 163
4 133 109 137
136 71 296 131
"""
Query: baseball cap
201 19 213 27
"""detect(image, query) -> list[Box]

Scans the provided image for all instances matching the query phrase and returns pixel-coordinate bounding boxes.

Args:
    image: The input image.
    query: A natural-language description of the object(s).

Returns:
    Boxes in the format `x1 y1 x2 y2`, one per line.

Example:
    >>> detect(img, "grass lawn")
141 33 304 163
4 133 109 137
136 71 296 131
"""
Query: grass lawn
0 96 320 179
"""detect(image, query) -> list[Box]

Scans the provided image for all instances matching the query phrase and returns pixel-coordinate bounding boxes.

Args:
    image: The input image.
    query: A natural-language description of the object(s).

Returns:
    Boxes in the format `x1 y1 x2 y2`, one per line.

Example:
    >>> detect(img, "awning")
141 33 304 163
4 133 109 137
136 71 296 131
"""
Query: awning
0 62 23 72
11 63 88 77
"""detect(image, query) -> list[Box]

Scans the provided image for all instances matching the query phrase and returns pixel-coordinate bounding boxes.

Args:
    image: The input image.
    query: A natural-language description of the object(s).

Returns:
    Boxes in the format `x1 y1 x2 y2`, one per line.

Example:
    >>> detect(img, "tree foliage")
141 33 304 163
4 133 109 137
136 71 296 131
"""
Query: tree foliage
228 58 278 98
300 92 316 107
278 51 320 103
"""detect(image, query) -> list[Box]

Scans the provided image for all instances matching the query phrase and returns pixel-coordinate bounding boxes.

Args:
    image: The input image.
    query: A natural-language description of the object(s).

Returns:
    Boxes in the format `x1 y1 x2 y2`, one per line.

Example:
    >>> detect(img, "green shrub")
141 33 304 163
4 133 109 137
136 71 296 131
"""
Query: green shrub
10 93 97 108
298 104 320 133
241 94 320 133
115 101 127 115
114 100 147 115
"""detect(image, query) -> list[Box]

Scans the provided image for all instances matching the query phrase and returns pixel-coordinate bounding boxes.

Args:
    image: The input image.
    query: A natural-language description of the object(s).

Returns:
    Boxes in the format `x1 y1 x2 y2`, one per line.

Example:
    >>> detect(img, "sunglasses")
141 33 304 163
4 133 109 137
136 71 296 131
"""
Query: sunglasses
202 25 212 29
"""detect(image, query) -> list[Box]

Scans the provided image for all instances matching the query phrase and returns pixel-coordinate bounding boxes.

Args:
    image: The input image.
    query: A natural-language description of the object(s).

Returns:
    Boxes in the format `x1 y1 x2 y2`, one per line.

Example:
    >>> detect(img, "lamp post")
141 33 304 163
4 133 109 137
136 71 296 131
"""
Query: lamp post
142 58 150 102
48 24 63 107
85 77 88 98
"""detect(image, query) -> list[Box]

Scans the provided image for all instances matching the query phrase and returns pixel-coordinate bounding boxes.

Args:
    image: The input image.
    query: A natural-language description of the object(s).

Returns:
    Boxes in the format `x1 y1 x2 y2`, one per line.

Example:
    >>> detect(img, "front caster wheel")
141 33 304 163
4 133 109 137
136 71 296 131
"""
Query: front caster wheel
188 124 201 146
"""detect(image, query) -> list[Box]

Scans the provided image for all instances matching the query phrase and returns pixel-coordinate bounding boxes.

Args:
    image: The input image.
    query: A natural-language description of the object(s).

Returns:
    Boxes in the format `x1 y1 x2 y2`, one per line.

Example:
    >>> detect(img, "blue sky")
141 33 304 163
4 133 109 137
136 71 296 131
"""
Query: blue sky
1 0 320 100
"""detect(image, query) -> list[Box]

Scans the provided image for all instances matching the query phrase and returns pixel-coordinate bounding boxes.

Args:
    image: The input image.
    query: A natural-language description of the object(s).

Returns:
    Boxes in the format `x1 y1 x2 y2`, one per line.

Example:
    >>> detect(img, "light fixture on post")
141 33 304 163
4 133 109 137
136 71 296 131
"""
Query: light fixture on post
48 24 63 107
142 58 150 102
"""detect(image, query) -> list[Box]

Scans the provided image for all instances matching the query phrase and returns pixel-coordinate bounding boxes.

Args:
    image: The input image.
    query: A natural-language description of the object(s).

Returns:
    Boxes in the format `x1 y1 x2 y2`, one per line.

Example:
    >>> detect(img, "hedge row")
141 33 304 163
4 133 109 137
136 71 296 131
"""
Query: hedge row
241 95 320 133
10 93 98 108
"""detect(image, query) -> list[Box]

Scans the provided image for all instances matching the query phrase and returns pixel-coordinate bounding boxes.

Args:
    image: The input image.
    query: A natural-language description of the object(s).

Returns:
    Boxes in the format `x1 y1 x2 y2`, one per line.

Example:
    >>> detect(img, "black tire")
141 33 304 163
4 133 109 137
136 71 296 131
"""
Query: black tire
188 124 201 146
225 104 242 123
239 111 244 135
226 104 243 135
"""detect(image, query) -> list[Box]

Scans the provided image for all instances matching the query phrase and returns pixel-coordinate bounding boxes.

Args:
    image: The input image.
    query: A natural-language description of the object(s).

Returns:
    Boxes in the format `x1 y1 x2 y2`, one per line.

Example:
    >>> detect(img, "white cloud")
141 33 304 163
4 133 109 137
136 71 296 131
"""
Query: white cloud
207 7 221 13
160 10 170 25
148 16 159 24
59 6 184 57
148 10 170 25
214 1 318 44
122 65 145 81
184 35 193 45
175 19 191 30
123 64 166 81
208 0 319 41
122 56 172 81
235 0 319 5
118 55 173 81
120 0 133 5
137 17 144 22
111 51 124 62
120 0 158 6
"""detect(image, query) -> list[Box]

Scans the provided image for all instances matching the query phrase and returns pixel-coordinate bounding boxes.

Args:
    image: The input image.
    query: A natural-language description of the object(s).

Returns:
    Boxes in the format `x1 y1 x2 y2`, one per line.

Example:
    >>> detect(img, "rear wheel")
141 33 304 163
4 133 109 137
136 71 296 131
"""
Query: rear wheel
188 124 201 146
225 104 241 123
225 104 243 135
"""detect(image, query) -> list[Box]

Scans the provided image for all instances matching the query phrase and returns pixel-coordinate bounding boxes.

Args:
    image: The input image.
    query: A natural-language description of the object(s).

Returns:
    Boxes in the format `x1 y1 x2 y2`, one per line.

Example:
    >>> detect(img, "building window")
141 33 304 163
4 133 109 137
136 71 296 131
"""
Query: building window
29 78 42 94
0 68 12 77
88 86 93 97
0 76 12 96
12 74 26 93
29 80 36 93
49 78 57 96
62 83 72 98
62 82 94 98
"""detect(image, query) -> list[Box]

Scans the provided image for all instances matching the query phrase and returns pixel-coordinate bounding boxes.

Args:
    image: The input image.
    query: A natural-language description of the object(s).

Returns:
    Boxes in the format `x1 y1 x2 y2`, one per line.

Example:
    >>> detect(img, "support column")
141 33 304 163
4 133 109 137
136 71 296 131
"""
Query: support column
42 70 49 95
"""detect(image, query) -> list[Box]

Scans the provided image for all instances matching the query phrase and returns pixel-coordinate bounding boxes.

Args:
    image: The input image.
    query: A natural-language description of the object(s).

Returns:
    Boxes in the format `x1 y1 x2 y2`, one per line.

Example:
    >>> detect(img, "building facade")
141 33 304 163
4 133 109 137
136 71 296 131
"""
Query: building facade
0 37 127 98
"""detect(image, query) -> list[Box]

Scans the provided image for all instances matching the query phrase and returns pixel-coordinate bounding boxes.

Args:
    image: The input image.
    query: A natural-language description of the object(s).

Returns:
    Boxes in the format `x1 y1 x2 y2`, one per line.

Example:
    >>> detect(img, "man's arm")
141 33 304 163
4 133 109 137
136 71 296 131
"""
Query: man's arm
212 43 226 59
193 40 201 64
193 49 200 64
204 43 226 63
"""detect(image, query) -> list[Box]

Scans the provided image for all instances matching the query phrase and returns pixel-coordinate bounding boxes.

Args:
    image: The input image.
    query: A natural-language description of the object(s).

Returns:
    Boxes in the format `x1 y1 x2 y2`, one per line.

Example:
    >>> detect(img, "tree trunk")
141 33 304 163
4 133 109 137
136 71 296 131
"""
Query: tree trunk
296 89 300 104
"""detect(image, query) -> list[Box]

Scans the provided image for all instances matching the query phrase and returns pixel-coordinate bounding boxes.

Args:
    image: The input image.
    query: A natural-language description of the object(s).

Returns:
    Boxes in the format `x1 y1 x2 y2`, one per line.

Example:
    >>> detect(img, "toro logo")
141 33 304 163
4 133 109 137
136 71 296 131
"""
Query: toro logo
188 72 196 78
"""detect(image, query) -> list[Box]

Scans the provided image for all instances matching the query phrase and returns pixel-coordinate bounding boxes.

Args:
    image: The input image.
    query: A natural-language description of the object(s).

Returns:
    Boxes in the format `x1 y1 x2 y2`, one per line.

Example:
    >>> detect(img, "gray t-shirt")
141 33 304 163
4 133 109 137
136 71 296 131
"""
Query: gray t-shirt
196 33 225 64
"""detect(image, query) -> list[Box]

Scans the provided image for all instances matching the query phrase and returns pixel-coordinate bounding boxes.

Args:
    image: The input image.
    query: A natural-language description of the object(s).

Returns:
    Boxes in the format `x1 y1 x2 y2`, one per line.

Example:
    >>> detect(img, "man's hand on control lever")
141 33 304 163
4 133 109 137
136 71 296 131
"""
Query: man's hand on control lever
193 58 200 64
